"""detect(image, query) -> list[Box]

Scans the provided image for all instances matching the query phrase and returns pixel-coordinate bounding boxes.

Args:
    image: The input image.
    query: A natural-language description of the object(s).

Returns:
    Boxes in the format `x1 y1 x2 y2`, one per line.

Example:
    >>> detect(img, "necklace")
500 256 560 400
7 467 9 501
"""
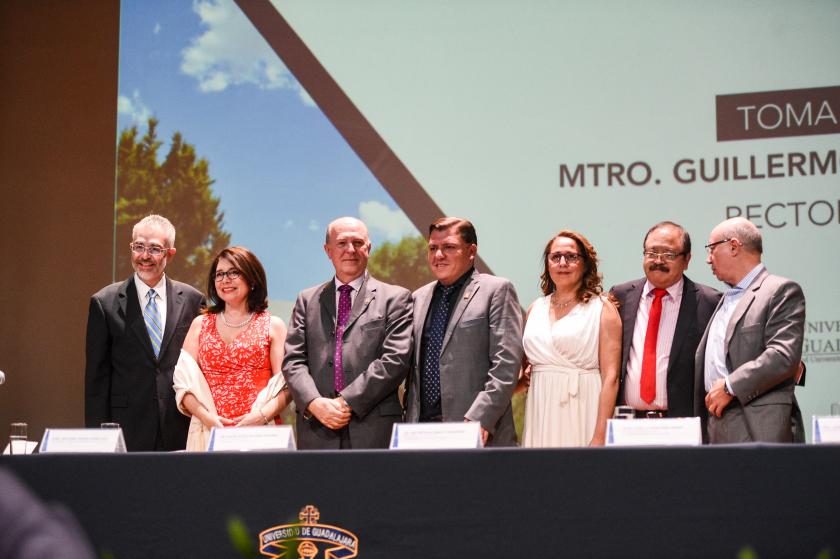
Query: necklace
221 311 254 328
550 294 576 310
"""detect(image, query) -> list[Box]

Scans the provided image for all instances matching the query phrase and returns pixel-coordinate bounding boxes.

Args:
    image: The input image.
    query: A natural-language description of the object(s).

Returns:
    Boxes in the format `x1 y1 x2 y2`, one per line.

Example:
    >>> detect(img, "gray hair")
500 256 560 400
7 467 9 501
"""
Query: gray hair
719 217 762 254
133 214 176 247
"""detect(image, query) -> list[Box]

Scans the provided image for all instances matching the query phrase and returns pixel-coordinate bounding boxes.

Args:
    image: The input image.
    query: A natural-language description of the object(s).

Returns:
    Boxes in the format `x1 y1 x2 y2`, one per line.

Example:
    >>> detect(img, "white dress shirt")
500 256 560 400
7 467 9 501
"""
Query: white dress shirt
704 264 765 393
134 273 167 333
624 277 684 410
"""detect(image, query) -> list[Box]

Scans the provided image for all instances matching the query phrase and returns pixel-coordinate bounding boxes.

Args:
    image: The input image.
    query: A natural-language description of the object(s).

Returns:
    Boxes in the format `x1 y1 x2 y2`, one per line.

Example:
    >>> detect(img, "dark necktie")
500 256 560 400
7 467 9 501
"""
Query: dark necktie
422 284 456 407
334 284 353 392
641 288 668 404
144 289 162 358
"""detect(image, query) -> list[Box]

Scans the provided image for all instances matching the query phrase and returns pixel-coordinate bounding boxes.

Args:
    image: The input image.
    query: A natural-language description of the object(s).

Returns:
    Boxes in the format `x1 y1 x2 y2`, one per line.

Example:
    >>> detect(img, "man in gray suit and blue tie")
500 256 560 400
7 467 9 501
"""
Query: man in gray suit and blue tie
695 217 806 443
404 217 524 446
283 217 413 449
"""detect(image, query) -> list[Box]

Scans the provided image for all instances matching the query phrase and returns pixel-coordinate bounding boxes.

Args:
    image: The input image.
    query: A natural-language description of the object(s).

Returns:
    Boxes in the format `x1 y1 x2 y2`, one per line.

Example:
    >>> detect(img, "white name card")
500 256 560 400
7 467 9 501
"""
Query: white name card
3 440 38 455
606 417 702 447
390 422 482 449
207 425 296 452
812 416 840 444
40 428 127 453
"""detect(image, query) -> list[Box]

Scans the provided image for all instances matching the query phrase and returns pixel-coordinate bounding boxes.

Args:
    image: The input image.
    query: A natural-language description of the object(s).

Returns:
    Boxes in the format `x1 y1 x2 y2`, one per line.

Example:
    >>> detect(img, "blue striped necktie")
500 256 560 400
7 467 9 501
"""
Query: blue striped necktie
144 289 163 358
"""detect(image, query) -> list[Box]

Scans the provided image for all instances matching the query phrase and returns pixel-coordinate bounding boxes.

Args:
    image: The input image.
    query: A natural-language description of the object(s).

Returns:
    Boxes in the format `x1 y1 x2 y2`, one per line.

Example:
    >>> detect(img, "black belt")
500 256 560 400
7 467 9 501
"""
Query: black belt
633 409 668 418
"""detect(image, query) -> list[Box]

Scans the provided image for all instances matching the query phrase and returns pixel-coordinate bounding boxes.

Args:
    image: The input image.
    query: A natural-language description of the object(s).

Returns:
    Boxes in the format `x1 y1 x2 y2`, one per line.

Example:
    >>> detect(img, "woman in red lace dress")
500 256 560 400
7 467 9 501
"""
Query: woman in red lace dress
180 247 291 429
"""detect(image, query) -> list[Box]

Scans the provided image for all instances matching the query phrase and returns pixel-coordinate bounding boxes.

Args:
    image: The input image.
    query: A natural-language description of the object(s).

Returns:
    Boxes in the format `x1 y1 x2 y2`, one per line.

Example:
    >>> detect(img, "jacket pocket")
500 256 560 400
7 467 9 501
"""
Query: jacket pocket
460 315 487 328
360 318 385 331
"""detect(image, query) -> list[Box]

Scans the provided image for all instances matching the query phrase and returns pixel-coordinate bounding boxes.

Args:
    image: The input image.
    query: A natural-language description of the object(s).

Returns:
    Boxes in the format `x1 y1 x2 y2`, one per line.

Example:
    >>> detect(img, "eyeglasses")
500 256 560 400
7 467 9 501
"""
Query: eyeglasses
704 238 732 254
643 251 684 262
130 242 168 257
548 252 582 265
214 269 243 282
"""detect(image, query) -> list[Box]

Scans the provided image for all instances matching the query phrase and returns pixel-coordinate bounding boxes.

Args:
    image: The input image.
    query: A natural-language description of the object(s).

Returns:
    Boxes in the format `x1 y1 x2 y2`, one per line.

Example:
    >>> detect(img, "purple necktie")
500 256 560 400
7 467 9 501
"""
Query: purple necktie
334 284 353 392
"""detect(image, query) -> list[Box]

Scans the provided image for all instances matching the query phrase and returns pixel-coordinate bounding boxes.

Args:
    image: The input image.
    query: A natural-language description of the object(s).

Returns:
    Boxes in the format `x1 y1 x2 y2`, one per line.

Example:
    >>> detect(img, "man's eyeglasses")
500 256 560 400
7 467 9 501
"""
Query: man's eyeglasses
643 251 684 262
130 243 168 257
214 269 243 282
548 252 582 265
704 238 732 254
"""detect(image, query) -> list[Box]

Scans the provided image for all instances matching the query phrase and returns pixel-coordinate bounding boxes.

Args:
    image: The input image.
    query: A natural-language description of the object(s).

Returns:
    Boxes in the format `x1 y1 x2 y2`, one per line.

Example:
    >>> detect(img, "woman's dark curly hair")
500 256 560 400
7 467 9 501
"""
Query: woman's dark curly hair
539 230 603 304
205 246 269 314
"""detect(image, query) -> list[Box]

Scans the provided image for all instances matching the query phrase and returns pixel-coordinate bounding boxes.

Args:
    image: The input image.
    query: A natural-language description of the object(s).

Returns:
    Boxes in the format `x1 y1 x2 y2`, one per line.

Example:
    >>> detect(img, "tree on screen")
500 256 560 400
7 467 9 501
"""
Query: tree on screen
116 118 230 290
367 235 434 292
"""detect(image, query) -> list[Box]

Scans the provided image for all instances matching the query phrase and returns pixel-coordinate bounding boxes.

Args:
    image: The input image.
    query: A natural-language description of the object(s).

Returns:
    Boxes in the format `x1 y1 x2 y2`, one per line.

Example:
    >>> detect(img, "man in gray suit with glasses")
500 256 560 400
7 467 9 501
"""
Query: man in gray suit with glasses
695 217 805 443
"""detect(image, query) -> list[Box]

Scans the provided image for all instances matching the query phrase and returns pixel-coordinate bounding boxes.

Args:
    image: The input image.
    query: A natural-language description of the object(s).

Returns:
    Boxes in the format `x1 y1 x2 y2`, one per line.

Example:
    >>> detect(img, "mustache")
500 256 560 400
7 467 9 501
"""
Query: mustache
648 263 669 272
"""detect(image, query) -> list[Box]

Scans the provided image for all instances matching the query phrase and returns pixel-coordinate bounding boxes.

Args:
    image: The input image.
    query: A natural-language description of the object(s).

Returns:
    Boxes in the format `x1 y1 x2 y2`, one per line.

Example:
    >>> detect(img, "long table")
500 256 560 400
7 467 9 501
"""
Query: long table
2 445 839 559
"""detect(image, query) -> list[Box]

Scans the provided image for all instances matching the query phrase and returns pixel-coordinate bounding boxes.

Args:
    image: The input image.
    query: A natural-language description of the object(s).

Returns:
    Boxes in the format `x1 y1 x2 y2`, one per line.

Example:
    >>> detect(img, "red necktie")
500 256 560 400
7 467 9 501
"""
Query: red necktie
641 288 668 404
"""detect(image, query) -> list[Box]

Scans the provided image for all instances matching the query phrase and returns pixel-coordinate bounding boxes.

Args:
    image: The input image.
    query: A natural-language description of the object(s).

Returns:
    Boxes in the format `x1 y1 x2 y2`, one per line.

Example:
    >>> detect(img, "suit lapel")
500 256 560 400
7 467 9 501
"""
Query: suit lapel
124 277 157 361
413 283 434 367
667 277 697 375
698 291 726 369
620 281 643 378
319 281 337 334
344 276 375 333
158 277 180 357
725 270 767 345
441 272 480 354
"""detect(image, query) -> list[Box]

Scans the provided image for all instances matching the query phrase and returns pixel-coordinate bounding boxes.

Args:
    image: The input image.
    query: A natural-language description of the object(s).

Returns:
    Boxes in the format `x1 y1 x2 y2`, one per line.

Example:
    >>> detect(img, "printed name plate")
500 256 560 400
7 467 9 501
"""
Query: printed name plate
3 440 38 455
40 428 127 453
389 422 482 449
812 416 840 444
606 417 702 446
207 425 296 452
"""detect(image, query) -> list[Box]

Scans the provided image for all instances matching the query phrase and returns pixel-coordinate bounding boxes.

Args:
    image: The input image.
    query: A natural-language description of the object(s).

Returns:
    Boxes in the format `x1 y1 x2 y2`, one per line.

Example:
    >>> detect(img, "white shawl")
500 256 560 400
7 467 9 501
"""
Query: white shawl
173 349 287 451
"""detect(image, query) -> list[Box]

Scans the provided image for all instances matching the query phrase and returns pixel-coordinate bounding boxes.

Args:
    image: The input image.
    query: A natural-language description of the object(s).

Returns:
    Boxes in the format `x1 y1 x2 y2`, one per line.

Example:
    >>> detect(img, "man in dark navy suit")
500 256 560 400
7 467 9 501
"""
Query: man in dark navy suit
611 221 720 418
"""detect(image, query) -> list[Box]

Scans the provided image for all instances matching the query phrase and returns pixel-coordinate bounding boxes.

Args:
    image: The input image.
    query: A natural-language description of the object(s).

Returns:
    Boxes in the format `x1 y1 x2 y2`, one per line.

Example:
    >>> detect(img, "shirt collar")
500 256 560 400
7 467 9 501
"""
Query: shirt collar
335 271 366 293
733 263 765 291
437 266 474 294
642 276 684 300
135 273 166 300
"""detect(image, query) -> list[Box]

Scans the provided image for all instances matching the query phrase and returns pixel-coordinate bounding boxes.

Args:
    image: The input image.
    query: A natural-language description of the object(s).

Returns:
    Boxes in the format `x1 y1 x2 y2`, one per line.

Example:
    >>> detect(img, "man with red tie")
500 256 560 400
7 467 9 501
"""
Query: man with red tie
610 222 720 418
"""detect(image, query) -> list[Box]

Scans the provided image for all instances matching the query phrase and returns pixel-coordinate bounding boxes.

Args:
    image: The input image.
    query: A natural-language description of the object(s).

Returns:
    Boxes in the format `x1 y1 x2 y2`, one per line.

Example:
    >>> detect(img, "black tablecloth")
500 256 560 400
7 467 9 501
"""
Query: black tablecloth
2 445 838 558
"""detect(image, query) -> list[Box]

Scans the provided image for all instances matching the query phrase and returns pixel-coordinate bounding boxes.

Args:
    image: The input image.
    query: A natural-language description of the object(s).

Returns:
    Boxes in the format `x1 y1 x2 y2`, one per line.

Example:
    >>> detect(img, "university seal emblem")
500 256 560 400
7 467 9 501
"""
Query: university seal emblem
259 505 359 558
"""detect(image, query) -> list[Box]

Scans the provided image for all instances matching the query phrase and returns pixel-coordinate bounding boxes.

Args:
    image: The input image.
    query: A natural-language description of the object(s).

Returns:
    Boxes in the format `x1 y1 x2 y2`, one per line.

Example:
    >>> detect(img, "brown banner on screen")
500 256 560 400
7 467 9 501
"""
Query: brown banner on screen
716 85 840 141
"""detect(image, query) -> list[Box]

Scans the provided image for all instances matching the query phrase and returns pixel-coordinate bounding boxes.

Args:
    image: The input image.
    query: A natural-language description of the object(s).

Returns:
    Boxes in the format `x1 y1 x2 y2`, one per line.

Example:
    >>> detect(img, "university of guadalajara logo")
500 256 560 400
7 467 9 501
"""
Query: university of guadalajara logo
259 505 359 558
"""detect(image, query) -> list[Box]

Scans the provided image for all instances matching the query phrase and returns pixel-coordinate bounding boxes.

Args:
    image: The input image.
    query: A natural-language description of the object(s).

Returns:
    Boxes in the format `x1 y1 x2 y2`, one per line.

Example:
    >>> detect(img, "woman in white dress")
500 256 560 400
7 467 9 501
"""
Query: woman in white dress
518 230 621 447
